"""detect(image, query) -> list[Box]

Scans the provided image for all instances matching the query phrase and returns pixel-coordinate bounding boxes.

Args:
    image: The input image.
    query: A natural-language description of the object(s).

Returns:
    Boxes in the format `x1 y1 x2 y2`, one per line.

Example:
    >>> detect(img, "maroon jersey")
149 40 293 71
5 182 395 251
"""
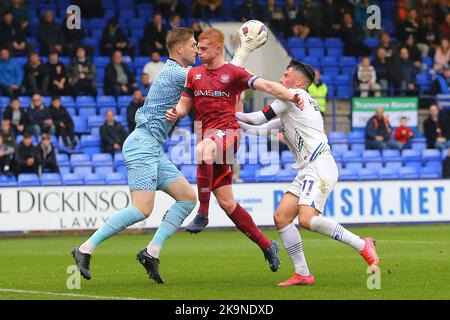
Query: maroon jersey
182 63 259 135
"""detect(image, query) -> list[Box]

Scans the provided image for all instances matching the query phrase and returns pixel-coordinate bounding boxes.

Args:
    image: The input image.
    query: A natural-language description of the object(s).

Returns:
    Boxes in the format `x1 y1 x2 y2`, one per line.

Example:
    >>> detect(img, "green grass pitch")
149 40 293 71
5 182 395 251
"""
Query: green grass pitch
0 225 449 300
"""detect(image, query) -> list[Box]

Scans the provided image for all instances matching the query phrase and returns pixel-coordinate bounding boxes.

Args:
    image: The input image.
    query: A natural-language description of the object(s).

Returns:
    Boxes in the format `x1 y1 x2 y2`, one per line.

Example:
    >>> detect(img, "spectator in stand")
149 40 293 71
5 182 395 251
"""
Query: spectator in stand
398 47 419 96
404 34 423 70
0 47 23 96
26 93 54 137
139 73 151 96
289 22 310 39
298 0 323 37
373 47 392 96
354 0 371 27
433 38 450 72
14 132 39 175
127 89 145 132
417 0 437 22
423 104 450 150
0 135 14 176
398 9 421 43
236 0 265 22
104 50 138 97
419 15 439 56
24 51 49 95
431 66 450 94
2 97 26 135
322 0 342 37
46 51 70 96
308 70 327 117
285 0 300 26
154 0 187 19
0 11 27 56
100 110 127 154
37 10 64 56
191 21 203 41
1 119 16 150
378 32 399 60
357 56 381 97
61 10 85 57
340 13 367 57
8 0 29 22
37 133 59 174
67 46 97 97
192 0 223 19
141 12 168 57
443 148 450 178
264 0 286 37
100 17 133 57
168 14 182 31
394 116 414 150
365 108 399 151
143 51 164 87
48 96 77 149
439 12 450 40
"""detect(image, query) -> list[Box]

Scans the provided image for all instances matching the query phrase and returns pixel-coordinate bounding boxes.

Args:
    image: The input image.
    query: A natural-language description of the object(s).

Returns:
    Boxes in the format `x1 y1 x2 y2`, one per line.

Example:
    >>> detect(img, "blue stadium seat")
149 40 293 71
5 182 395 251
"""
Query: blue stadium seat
362 150 382 162
0 175 17 186
62 173 84 186
422 149 441 162
365 162 383 171
88 18 107 29
40 173 62 186
106 172 127 185
18 174 40 186
442 149 448 160
345 162 363 171
378 168 399 180
358 168 378 180
84 173 106 185
420 166 441 179
303 56 320 69
411 142 427 152
342 150 362 163
93 56 110 69
113 153 124 168
95 166 114 179
385 161 403 171
61 96 76 108
71 154 91 167
118 95 133 108
73 166 93 177
402 149 422 162
92 153 113 167
306 37 324 48
78 107 97 117
76 96 96 109
324 38 343 48
56 153 70 167
382 149 401 162
399 166 420 179
321 56 339 68
328 131 348 144
97 96 117 108
308 47 325 57
255 165 280 182
336 86 351 99
338 168 358 181
348 131 365 144
19 96 31 106
91 28 103 40
363 38 380 49
291 48 306 60
339 56 357 68
326 47 343 58
87 115 105 129
287 37 305 48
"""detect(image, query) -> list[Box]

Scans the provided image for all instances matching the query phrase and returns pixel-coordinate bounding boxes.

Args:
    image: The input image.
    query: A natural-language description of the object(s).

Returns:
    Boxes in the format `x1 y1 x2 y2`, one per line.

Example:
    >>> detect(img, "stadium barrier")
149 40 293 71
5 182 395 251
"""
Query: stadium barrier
0 180 449 232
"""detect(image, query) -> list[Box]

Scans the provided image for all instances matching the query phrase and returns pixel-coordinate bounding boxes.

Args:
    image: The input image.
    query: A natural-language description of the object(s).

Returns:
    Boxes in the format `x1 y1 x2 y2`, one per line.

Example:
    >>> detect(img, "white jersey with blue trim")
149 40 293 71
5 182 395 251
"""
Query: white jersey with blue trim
274 88 329 169
135 58 191 143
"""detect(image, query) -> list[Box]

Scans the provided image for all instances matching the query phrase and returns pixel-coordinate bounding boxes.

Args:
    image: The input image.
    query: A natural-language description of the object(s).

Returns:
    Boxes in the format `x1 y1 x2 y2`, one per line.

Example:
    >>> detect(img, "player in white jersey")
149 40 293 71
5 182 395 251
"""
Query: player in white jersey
236 60 380 286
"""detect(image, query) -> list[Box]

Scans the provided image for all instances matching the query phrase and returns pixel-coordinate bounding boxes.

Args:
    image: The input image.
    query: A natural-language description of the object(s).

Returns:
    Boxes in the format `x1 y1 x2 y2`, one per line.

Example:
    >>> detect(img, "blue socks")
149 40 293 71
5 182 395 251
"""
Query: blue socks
147 201 196 257
80 205 146 254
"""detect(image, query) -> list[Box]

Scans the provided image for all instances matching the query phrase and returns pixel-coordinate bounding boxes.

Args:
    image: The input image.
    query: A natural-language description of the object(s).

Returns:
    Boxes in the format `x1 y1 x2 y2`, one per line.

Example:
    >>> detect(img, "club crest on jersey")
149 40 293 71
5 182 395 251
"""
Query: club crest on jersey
220 74 230 83
195 74 202 80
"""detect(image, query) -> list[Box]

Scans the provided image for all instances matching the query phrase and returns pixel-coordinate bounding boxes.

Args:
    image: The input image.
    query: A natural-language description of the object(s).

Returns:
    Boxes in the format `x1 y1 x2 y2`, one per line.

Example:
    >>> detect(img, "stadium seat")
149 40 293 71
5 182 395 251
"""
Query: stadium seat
365 162 383 171
338 168 358 181
255 165 280 182
327 47 343 58
378 168 399 180
420 166 441 179
87 115 105 129
362 150 382 162
385 161 403 171
402 149 422 163
345 162 363 171
105 172 127 185
328 131 348 144
382 150 401 162
339 56 357 68
78 107 96 117
422 149 441 163
92 153 114 167
56 153 70 167
18 174 40 186
40 173 62 186
291 48 306 60
0 175 17 186
358 168 378 180
399 166 420 179
95 166 114 179
363 38 380 49
287 37 305 48
411 142 427 152
60 96 76 108
74 166 93 177
348 131 365 144
71 154 91 167
84 173 106 185
324 38 343 48
62 173 84 185
97 96 117 109
306 37 324 48
308 47 325 57
342 150 362 163
350 143 365 152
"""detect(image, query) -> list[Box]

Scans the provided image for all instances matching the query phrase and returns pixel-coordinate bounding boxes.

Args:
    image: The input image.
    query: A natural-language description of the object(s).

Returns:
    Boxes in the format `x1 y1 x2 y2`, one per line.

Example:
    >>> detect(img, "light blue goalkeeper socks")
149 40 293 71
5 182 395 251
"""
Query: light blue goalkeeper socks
88 205 146 247
147 201 196 257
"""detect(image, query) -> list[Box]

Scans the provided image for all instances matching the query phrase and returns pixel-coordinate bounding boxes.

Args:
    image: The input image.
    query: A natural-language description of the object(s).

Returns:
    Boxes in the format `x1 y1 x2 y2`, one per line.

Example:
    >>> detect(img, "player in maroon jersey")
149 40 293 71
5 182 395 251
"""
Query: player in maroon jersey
166 28 301 271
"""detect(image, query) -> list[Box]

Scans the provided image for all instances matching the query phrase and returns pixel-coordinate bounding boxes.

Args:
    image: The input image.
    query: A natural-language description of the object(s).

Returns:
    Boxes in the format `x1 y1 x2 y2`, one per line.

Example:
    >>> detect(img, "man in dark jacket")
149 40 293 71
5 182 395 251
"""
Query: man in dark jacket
2 97 27 135
365 108 399 151
67 46 97 96
339 13 368 57
423 105 450 150
26 93 55 138
61 11 85 57
15 133 39 175
100 110 127 154
104 50 138 96
37 133 59 173
46 51 71 96
127 89 145 132
141 12 168 56
100 17 132 57
24 51 49 95
1 119 16 150
48 96 77 148
37 10 64 56
443 148 450 178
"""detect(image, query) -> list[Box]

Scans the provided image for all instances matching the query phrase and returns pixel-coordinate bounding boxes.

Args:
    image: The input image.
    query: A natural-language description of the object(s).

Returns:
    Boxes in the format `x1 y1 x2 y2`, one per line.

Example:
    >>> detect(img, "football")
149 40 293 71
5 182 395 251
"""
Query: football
240 19 268 46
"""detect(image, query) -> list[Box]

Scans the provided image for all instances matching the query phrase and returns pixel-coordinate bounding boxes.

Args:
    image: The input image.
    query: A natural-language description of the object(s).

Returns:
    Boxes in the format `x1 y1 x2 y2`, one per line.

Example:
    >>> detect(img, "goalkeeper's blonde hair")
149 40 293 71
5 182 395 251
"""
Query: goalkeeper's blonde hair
166 28 195 54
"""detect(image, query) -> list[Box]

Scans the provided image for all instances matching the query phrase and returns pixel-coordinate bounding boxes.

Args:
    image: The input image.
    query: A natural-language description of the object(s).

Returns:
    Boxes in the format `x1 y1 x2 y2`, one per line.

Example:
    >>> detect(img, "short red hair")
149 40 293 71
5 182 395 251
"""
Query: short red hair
198 28 224 49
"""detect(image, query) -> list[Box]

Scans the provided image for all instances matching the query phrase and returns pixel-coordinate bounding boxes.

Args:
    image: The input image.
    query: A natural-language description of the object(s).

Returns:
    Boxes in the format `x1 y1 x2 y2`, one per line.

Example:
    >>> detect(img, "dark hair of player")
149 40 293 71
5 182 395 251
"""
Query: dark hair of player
287 60 315 86
166 27 195 54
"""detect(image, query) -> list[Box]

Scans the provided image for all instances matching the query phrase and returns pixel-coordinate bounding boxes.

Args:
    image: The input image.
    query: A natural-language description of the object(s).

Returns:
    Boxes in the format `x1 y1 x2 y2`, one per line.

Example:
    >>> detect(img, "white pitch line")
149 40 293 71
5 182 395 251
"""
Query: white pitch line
0 288 152 300
305 239 448 244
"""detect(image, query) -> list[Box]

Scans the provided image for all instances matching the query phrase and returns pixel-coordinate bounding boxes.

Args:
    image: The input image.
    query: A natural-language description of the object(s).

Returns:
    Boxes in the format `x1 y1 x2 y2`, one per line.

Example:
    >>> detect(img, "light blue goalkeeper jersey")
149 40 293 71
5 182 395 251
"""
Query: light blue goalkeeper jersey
135 58 190 143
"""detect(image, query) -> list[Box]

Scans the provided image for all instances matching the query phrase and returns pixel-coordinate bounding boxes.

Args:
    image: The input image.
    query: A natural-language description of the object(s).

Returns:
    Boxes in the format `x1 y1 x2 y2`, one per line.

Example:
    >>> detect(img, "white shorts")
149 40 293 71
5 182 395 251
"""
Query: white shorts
285 151 338 213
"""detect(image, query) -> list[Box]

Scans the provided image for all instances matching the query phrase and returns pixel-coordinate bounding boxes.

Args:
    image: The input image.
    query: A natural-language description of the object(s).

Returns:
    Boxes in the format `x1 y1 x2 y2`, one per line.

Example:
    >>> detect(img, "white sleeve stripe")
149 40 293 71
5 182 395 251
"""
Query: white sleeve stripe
248 76 259 89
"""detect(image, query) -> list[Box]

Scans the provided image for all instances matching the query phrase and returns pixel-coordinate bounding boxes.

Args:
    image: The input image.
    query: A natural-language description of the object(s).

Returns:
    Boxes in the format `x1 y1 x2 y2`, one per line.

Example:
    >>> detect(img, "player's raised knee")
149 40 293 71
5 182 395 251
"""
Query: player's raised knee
196 138 216 162
217 197 236 214
273 210 290 229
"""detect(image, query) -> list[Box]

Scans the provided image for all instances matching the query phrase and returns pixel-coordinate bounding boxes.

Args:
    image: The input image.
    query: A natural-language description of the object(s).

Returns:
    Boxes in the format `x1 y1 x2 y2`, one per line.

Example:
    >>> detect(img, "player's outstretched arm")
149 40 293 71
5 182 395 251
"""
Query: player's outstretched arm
165 96 192 122
238 118 282 136
236 98 291 125
252 78 303 108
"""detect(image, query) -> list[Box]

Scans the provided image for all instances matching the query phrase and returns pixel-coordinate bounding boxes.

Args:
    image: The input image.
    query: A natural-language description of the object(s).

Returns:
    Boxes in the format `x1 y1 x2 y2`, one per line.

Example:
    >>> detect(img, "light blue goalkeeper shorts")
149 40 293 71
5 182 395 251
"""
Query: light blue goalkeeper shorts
122 124 182 192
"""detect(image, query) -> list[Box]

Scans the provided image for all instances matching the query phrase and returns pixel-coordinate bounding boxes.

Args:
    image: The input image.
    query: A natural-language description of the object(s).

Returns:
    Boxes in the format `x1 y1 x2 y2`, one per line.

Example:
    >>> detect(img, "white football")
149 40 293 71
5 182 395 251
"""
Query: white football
239 20 268 47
